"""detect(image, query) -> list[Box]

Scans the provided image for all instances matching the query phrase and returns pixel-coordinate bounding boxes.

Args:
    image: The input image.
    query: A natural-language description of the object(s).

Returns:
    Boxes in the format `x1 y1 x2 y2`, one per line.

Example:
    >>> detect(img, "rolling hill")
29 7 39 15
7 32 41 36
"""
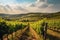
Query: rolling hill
0 12 60 21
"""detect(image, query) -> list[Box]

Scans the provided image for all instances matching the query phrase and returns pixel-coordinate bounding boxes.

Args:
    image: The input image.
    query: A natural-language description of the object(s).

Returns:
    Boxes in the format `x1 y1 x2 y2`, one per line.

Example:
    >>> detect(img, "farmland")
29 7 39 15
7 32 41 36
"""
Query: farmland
0 12 60 40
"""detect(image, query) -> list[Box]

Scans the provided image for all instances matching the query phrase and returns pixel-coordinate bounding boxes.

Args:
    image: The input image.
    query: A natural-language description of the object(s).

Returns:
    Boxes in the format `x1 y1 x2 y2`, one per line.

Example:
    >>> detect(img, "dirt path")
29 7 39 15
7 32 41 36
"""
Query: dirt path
47 29 60 38
4 26 60 40
19 26 37 40
14 26 28 40
47 29 60 40
19 26 41 40
29 27 43 40
18 27 60 40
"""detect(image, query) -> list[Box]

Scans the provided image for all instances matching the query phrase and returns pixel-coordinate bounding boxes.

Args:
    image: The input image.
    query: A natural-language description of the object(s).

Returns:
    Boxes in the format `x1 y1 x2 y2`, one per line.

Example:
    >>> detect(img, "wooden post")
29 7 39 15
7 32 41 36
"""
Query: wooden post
28 23 30 30
44 22 48 40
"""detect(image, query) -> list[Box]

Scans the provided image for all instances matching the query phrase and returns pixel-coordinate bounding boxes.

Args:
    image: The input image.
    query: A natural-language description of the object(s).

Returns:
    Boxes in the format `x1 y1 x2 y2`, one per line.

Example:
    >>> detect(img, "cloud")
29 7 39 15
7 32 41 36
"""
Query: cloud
0 0 60 14
28 0 48 7
14 6 28 12
27 0 60 13
0 4 28 14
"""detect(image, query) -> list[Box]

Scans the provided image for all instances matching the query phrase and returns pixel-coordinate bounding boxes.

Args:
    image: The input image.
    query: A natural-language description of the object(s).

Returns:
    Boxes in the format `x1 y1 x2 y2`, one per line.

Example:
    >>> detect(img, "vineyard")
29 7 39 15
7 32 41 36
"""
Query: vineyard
0 17 60 40
0 12 60 40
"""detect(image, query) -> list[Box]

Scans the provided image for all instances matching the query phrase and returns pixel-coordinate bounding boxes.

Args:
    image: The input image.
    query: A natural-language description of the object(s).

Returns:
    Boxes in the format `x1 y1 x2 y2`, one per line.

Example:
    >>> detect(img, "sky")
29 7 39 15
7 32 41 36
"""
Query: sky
0 0 60 14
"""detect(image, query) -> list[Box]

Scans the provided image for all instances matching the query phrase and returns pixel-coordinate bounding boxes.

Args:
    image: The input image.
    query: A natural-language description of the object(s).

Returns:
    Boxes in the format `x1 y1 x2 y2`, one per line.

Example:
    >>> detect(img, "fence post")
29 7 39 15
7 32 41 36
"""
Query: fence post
28 23 30 30
44 22 48 40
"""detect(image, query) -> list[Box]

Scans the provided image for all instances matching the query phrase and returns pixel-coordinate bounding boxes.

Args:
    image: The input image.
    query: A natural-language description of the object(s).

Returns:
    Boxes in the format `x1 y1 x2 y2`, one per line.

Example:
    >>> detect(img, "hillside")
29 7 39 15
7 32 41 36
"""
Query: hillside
0 12 60 21
19 12 60 21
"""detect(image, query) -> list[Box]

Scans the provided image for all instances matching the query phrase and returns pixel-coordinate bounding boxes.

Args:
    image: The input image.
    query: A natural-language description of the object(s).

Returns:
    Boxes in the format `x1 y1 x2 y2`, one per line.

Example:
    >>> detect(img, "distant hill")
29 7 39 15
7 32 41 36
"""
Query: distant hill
20 12 60 19
0 12 60 21
0 13 28 18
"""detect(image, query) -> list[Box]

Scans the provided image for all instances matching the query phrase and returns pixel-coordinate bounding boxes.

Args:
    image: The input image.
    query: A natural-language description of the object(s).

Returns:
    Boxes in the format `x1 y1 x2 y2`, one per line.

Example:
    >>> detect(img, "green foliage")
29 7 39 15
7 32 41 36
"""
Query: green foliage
0 12 60 39
47 19 60 30
0 21 26 39
0 21 9 39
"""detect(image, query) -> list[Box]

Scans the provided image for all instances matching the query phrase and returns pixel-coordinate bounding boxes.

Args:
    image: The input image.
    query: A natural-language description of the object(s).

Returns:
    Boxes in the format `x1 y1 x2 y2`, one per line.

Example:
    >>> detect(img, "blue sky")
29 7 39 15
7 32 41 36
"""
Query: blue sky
0 0 60 5
0 0 36 4
15 0 36 3
0 0 60 14
47 0 60 4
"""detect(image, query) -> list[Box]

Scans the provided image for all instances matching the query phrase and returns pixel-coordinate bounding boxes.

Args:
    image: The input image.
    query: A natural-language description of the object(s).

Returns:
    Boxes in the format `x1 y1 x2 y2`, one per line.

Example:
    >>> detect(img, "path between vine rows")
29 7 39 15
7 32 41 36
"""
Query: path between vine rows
18 27 60 40
3 26 28 40
47 29 60 38
3 26 42 40
18 26 43 40
3 26 60 40
47 29 60 40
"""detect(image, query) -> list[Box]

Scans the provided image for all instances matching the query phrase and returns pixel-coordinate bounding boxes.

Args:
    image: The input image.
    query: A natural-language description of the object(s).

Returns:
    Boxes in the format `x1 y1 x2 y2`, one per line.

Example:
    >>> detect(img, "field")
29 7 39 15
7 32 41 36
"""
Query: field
0 12 60 40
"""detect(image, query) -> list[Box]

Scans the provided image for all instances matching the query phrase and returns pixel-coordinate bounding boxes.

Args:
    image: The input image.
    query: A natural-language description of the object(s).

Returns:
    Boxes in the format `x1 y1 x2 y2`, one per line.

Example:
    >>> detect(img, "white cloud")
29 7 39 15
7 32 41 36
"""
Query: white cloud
0 0 60 14
26 0 60 13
